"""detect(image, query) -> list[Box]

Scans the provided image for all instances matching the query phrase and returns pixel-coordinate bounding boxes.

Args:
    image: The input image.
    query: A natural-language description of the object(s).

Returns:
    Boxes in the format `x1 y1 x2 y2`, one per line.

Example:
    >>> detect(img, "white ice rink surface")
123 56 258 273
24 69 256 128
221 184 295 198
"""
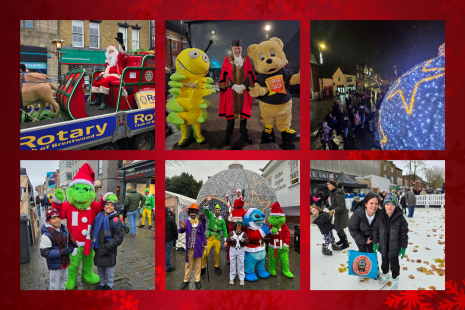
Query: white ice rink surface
310 208 445 290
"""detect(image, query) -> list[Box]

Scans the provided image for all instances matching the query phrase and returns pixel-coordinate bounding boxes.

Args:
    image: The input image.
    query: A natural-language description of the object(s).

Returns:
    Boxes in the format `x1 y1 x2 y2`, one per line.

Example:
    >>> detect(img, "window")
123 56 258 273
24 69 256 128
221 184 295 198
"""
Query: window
357 65 359 70
357 73 359 79
172 41 177 50
338 77 340 81
290 161 299 185
118 27 127 49
132 29 139 50
98 160 103 175
20 20 34 29
72 20 84 47
347 77 352 82
391 167 393 173
89 22 99 48
384 164 386 170
384 174 387 179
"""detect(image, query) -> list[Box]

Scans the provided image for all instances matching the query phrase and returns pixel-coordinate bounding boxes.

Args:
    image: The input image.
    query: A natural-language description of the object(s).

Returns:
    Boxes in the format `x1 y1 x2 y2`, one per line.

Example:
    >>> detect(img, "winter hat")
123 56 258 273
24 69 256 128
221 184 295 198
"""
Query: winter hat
373 182 380 189
270 202 285 217
69 163 95 190
104 194 117 208
383 193 398 208
46 208 60 222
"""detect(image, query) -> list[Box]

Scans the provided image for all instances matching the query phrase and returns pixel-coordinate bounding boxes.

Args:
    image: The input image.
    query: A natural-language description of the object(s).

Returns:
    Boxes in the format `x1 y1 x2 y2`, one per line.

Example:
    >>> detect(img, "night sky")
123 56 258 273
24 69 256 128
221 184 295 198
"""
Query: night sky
311 20 445 79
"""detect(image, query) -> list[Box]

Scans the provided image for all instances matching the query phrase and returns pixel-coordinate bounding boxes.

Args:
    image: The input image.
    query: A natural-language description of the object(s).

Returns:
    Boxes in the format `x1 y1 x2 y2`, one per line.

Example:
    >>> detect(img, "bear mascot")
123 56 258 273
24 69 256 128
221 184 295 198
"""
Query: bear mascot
247 37 300 144
242 208 271 281
51 163 118 290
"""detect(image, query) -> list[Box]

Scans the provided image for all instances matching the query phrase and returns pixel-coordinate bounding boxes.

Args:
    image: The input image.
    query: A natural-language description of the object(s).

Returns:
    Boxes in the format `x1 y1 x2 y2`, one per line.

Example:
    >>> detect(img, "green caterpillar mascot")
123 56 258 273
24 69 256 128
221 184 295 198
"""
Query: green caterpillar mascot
51 163 118 290
267 202 294 278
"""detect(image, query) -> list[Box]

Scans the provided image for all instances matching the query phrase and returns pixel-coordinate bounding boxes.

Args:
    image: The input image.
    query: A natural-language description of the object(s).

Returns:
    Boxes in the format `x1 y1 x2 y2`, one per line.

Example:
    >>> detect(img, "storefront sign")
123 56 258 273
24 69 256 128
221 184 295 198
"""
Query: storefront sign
21 62 47 69
311 170 339 180
61 48 106 65
124 164 155 180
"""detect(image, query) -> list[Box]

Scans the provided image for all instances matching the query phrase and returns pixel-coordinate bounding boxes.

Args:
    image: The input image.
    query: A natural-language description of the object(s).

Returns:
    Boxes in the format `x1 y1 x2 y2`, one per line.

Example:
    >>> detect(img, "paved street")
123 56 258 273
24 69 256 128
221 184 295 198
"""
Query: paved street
165 91 301 150
20 210 155 290
311 94 381 150
311 208 445 290
166 233 300 290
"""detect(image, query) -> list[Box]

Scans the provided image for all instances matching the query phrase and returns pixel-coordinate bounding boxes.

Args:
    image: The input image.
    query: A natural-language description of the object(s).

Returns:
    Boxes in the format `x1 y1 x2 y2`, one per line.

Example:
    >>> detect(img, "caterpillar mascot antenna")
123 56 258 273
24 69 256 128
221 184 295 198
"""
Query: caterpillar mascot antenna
166 32 215 146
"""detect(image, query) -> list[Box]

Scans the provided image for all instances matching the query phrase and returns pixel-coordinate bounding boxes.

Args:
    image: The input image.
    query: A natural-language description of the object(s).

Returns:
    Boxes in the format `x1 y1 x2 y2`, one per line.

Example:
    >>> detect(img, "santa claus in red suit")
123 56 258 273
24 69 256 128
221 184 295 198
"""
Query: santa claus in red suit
226 188 247 261
89 32 127 110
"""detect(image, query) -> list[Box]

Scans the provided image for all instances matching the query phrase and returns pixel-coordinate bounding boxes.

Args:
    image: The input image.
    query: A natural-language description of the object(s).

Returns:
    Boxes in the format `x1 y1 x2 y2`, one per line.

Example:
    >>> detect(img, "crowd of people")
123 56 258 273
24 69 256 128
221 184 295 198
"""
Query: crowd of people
316 87 387 150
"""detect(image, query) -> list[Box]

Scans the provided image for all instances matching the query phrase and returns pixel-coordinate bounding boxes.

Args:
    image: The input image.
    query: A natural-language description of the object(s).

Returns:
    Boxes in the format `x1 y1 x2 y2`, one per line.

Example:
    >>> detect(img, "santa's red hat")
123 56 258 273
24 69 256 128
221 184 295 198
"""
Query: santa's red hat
69 163 95 190
270 202 285 216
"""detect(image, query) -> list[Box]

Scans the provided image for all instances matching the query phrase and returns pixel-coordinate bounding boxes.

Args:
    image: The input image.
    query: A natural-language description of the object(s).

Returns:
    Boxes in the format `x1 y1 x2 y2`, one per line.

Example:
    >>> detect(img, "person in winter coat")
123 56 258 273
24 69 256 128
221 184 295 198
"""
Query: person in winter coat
400 193 407 215
370 183 381 200
35 195 42 215
373 193 409 290
226 221 249 285
316 123 328 150
42 195 50 211
90 197 124 290
350 196 360 211
326 113 336 129
326 178 349 250
342 116 350 138
179 204 207 290
354 111 361 131
322 122 331 141
311 205 336 255
40 208 78 290
405 187 417 218
165 207 178 273
348 192 381 282
124 187 146 237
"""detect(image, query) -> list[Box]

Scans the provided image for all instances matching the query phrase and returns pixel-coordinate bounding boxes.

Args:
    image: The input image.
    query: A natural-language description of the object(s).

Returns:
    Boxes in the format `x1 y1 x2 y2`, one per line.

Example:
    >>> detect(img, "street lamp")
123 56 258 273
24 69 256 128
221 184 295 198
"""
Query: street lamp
52 39 66 83
319 44 325 100
211 30 216 36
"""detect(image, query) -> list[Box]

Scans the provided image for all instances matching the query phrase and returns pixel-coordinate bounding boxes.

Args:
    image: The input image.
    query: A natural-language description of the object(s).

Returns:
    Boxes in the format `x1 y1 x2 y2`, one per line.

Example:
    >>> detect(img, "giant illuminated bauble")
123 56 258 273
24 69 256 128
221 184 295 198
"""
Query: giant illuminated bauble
196 162 277 219
380 44 445 150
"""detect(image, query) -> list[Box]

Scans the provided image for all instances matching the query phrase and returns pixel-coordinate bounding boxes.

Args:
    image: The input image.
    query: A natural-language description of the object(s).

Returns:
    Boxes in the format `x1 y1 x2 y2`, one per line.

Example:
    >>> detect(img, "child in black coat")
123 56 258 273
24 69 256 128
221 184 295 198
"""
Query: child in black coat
373 193 408 290
311 205 336 256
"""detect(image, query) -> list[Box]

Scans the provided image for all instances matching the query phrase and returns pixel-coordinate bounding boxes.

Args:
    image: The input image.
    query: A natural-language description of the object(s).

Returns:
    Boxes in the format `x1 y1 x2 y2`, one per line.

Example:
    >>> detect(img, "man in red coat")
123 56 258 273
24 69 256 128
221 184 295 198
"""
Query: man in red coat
89 33 127 110
219 39 257 146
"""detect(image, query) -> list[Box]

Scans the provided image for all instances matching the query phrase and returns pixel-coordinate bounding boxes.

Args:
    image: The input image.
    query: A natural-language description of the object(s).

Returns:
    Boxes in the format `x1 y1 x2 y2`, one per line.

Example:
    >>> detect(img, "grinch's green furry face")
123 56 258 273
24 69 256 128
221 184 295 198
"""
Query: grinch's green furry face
269 215 286 228
66 184 96 210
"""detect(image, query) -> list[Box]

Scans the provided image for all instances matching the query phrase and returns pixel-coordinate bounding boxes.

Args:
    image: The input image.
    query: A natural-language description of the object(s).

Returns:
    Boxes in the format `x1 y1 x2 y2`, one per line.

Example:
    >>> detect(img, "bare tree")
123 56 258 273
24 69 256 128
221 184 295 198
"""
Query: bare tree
166 160 187 167
424 166 445 191
403 160 426 190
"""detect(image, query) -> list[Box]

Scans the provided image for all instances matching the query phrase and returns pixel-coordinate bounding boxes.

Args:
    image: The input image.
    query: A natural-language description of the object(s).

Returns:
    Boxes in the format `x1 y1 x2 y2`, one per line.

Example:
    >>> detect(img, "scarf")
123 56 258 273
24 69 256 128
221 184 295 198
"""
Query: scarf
92 211 116 249
46 224 72 269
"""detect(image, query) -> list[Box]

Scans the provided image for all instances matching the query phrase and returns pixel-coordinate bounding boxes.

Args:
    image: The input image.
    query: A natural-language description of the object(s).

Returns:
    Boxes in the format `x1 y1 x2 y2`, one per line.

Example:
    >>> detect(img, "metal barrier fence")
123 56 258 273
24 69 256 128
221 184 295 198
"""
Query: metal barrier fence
344 194 445 209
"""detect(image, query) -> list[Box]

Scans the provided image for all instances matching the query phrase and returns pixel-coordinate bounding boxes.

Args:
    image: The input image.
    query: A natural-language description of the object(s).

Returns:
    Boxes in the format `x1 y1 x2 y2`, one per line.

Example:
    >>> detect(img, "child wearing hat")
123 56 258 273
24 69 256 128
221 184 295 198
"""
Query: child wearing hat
311 205 336 256
226 221 249 285
140 188 155 229
90 195 124 290
201 195 228 276
40 208 78 290
179 203 207 290
373 193 409 290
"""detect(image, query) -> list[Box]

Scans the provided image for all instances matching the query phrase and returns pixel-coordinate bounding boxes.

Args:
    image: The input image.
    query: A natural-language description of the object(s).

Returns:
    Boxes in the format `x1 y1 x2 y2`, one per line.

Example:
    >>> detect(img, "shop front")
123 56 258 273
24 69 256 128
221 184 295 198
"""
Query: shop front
20 46 49 73
61 48 106 92
118 160 155 204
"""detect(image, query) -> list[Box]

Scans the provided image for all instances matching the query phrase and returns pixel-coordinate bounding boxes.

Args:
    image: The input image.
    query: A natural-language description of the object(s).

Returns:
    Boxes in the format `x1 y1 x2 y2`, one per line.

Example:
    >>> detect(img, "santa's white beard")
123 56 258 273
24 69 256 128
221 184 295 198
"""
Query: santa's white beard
108 53 118 67
234 55 243 68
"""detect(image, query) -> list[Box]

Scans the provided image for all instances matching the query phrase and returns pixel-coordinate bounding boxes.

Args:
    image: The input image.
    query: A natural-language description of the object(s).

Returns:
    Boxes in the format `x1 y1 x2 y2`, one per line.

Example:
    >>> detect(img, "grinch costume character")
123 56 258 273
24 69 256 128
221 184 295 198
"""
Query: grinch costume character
243 208 271 281
201 195 228 275
267 202 294 278
139 188 154 229
51 163 117 290
219 39 257 146
226 189 247 261
89 32 127 110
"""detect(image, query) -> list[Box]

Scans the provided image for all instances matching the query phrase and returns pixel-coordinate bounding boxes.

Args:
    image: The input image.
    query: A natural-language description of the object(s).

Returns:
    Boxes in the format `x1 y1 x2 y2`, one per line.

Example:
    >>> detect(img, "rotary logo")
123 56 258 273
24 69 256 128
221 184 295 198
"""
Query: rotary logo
353 255 372 276
145 70 153 81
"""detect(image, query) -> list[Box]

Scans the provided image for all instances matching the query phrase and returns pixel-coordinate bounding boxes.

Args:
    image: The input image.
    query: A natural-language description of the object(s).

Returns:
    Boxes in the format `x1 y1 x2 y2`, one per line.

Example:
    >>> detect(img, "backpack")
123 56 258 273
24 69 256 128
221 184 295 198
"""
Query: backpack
112 217 120 229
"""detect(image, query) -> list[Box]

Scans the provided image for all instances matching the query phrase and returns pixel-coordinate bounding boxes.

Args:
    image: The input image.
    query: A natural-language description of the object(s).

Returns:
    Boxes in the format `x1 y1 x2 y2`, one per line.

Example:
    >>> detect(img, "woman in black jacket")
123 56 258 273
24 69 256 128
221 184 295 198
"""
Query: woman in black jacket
327 178 350 250
90 199 124 290
373 193 408 290
348 192 380 281
400 193 407 215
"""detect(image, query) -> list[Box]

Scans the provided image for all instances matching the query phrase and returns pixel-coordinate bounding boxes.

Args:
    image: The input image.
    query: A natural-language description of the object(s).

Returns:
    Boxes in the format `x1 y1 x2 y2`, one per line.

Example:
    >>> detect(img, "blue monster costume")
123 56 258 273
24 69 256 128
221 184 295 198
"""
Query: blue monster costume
242 208 271 281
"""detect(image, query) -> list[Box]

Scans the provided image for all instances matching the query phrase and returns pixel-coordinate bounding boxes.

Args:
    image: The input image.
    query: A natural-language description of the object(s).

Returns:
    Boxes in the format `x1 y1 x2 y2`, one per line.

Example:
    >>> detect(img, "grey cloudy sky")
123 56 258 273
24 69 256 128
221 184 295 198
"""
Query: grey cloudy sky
21 160 60 193
166 160 270 183
392 160 445 179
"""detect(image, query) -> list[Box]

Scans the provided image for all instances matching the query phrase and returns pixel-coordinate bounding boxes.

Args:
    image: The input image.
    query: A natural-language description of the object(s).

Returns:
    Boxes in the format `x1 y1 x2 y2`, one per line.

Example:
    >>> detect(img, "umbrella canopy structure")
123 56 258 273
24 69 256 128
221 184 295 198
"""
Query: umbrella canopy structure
317 171 368 189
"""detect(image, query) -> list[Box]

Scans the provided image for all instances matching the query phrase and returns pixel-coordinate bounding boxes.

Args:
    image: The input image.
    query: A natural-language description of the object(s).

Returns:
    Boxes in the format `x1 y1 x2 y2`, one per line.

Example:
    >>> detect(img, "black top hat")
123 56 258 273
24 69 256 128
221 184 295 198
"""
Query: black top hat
20 64 27 72
231 39 242 47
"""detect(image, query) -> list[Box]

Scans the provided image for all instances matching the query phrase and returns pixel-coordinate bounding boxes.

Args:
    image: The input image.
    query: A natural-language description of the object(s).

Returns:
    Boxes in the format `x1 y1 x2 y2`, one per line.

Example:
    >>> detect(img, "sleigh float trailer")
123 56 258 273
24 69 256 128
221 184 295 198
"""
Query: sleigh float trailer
20 55 155 150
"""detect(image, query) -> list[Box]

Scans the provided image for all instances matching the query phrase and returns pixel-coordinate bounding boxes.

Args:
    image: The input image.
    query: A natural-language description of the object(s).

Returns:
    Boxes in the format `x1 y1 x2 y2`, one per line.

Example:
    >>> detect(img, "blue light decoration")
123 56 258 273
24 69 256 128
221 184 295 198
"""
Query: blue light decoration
379 44 445 150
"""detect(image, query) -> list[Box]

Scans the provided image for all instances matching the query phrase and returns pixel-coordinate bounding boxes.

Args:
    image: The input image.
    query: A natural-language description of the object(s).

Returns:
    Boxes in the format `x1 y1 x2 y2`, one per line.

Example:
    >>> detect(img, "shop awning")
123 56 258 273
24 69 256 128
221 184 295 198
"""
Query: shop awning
317 171 368 189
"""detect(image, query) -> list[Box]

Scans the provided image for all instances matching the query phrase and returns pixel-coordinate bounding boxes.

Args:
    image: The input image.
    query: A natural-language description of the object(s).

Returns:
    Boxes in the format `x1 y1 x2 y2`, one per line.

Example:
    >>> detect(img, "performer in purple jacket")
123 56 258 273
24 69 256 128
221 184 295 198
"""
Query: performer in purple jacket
179 203 207 290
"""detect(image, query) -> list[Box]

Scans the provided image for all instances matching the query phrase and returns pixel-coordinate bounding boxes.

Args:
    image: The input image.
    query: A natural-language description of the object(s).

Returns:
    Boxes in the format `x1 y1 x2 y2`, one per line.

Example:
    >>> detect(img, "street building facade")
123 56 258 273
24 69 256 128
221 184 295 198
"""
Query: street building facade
165 29 188 67
118 160 155 204
379 160 403 188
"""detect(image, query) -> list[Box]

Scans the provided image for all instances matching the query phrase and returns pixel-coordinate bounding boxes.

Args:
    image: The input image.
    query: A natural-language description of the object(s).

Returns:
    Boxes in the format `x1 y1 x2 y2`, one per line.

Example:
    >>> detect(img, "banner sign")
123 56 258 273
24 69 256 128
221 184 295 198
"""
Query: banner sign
348 250 379 279
126 107 155 131
47 172 57 188
20 114 117 150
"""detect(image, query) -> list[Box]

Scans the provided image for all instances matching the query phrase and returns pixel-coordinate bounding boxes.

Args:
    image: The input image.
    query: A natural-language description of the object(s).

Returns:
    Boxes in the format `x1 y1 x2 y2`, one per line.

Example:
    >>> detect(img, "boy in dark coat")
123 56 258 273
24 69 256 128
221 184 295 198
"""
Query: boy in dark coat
311 205 336 255
90 196 124 290
373 193 408 290
40 208 77 290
